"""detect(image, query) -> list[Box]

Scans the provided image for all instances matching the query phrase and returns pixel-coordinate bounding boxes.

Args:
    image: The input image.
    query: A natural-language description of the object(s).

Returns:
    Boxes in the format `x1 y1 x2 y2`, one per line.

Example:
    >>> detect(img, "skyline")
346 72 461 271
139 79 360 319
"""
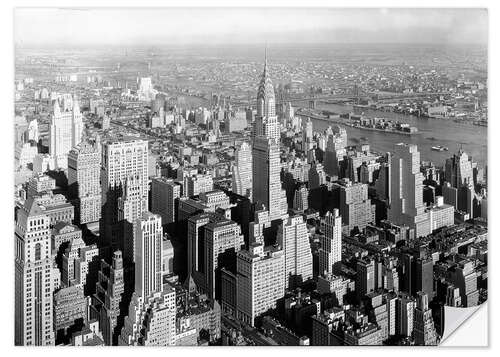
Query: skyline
13 7 488 346
15 8 488 47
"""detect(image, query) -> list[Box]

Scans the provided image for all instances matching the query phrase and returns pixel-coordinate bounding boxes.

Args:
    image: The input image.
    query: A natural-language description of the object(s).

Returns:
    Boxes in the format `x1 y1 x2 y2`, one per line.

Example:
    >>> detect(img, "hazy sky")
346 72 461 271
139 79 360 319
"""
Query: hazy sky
14 8 488 46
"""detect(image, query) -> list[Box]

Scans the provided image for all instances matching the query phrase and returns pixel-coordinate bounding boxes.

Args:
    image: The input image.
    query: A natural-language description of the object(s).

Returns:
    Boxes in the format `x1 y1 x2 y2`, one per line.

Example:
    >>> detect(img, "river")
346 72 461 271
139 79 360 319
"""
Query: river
311 102 488 169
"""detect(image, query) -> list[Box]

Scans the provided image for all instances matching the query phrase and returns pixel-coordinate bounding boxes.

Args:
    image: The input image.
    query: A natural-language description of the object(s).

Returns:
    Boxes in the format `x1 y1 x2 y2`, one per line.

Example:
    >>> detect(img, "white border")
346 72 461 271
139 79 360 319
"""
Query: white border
1 0 495 355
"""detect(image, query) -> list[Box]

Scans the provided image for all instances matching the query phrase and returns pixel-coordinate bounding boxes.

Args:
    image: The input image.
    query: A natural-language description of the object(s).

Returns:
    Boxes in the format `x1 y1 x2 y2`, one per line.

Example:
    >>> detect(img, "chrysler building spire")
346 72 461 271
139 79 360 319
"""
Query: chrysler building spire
257 48 275 119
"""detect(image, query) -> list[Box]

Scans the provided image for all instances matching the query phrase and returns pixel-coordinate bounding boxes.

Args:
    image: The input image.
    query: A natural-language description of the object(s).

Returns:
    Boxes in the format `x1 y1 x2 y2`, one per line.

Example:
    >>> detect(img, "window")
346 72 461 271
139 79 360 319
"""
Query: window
34 243 41 261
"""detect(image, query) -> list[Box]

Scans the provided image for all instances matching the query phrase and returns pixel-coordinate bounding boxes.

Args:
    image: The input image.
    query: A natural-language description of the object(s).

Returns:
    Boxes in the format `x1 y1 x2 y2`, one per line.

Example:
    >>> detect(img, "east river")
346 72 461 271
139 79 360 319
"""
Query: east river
311 103 488 169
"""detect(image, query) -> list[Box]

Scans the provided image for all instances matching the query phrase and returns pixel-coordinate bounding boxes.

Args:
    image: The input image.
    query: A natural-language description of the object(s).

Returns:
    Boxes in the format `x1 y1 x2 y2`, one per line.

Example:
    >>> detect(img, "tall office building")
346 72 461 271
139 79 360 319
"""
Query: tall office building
415 256 434 299
137 77 156 101
414 292 438 346
204 219 245 300
49 96 84 169
396 295 415 337
187 213 225 292
323 125 347 178
236 243 285 326
118 176 149 262
336 180 375 235
445 285 462 307
90 251 124 346
318 209 342 275
253 53 280 143
252 136 288 222
356 257 375 300
375 153 392 202
277 215 313 288
68 139 101 225
101 139 148 252
445 149 474 188
302 118 314 151
119 287 176 346
15 198 56 345
135 212 163 299
309 162 326 189
293 185 309 212
232 142 253 199
151 177 181 225
186 173 214 197
387 144 431 238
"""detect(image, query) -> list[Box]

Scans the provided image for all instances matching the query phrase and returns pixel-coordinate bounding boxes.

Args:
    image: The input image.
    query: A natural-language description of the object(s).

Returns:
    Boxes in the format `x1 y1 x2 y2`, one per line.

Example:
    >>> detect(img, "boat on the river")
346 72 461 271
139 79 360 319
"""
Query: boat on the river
431 145 449 152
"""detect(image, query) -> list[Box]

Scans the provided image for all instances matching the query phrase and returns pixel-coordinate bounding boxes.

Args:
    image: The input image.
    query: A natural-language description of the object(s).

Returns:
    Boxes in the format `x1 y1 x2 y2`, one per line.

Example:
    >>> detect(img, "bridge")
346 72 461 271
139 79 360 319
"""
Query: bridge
229 90 450 109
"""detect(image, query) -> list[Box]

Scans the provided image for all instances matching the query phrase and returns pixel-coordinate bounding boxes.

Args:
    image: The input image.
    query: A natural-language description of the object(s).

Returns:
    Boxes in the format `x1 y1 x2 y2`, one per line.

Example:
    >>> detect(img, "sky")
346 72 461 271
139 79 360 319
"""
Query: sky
14 8 488 47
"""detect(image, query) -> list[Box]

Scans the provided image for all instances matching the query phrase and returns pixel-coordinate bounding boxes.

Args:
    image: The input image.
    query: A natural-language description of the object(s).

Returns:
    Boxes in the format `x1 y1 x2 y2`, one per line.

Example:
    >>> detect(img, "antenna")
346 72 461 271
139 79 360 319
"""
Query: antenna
264 44 268 71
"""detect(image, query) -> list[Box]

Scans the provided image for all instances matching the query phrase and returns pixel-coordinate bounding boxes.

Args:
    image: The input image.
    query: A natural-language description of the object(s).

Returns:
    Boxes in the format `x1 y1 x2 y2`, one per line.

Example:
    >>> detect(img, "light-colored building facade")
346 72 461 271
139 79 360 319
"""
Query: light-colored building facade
101 139 149 251
277 215 313 287
387 144 431 238
232 142 253 199
236 244 285 326
252 135 288 222
119 288 176 346
336 180 375 234
135 212 163 299
15 198 56 345
319 209 342 275
68 139 102 225
49 97 84 169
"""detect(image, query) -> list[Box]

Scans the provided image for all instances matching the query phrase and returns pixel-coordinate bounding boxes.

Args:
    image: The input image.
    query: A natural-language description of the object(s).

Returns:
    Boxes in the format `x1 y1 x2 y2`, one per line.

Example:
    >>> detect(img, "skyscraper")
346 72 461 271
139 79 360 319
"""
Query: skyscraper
68 138 101 226
375 153 391 202
236 243 285 326
308 162 326 189
252 136 288 222
90 251 125 346
119 287 176 346
445 149 474 188
204 219 244 300
302 118 314 151
277 215 313 288
251 54 287 222
118 176 149 262
356 257 375 300
336 179 376 235
15 198 56 345
151 177 181 225
101 139 148 252
134 212 163 299
396 294 415 337
323 125 347 178
387 144 431 238
232 142 253 199
187 213 225 292
49 96 84 169
293 185 309 212
413 292 439 346
253 53 280 143
318 209 342 275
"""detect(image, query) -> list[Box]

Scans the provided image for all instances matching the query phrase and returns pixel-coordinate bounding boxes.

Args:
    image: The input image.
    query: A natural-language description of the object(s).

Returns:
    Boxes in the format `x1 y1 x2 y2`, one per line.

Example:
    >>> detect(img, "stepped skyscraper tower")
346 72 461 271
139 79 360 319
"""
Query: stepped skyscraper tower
252 52 287 222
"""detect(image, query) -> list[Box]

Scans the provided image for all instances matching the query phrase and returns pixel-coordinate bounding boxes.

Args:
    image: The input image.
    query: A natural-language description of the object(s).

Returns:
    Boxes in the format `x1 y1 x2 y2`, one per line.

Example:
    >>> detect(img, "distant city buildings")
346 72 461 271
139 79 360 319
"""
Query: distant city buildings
13 38 488 347
49 96 84 169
